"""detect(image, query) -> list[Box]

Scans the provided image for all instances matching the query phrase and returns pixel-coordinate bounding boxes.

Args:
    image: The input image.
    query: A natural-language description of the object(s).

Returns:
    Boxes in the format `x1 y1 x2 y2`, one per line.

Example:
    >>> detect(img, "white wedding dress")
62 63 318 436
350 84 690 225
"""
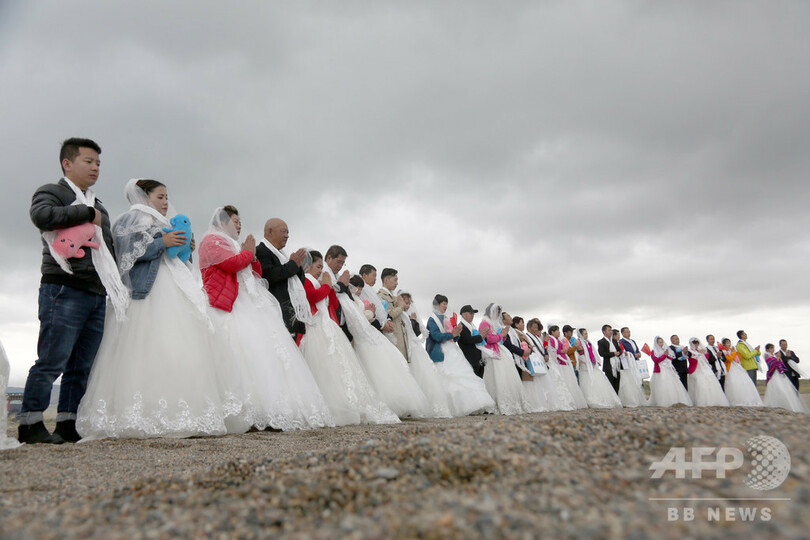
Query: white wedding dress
649 358 693 407
482 344 532 415
339 294 429 419
400 313 453 418
298 279 400 426
424 316 494 417
208 276 334 432
617 354 649 407
576 343 623 409
549 337 588 409
521 352 555 412
687 354 730 407
77 260 230 440
764 369 808 413
724 361 763 407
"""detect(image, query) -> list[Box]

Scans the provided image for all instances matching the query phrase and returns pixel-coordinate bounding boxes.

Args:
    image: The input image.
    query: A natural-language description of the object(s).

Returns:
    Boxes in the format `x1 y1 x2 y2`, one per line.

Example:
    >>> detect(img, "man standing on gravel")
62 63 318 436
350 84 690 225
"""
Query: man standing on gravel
20 138 114 444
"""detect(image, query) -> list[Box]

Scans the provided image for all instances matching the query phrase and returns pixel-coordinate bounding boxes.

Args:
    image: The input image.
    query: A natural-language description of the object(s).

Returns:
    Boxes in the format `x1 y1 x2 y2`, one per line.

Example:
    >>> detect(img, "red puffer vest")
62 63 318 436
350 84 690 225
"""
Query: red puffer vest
199 236 261 313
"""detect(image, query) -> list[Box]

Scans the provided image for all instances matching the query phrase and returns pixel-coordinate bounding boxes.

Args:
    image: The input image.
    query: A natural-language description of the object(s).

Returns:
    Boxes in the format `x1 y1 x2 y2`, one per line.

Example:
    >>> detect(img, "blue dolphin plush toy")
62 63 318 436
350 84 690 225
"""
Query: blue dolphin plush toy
162 214 192 262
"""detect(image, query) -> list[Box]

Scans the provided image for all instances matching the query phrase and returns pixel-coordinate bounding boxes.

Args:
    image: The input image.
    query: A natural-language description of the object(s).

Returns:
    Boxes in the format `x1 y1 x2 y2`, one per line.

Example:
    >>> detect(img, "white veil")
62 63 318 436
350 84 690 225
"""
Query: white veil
199 207 277 313
482 303 503 333
574 329 595 372
113 179 210 326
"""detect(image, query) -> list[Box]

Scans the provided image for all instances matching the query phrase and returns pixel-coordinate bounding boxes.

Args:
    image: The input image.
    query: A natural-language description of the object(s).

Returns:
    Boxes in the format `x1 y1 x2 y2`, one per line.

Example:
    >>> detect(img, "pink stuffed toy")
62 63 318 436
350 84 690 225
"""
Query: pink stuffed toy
52 222 99 259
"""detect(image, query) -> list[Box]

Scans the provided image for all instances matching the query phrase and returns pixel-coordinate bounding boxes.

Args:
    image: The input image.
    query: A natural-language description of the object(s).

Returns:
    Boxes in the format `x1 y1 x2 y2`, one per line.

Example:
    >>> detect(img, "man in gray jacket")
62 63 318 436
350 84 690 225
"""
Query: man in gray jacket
19 138 113 444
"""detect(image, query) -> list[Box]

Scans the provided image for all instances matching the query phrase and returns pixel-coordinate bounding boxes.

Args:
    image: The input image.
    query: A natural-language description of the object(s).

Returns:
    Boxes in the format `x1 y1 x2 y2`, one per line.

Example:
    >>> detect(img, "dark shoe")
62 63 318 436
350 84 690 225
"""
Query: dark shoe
18 422 65 445
53 420 81 443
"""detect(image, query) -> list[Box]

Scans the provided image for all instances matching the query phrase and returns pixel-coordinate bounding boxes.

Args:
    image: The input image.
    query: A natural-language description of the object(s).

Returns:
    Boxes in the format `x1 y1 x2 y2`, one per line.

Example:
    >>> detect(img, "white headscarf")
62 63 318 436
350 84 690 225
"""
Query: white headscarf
113 179 210 325
652 336 673 359
199 208 279 313
42 177 129 321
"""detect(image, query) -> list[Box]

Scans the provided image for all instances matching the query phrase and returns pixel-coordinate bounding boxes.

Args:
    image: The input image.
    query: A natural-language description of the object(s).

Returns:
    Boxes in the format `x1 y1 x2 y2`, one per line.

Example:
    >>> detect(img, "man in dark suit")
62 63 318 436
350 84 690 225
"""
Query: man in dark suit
779 339 801 391
255 218 307 338
457 305 486 377
669 335 688 389
597 324 622 393
705 334 726 388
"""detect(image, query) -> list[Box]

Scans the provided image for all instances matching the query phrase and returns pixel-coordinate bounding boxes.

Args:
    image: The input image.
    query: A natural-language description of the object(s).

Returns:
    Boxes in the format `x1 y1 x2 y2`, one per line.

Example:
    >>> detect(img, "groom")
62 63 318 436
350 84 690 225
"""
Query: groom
20 138 112 444
255 217 307 337
597 324 622 393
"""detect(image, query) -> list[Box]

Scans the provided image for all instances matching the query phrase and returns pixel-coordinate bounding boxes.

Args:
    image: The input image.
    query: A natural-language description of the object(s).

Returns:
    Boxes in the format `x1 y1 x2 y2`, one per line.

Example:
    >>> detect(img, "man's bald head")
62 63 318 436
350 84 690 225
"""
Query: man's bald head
264 218 290 249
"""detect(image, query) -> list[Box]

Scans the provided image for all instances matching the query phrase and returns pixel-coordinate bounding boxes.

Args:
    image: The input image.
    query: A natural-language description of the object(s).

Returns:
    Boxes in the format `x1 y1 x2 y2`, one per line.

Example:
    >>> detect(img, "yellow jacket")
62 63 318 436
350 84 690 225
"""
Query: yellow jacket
736 341 759 371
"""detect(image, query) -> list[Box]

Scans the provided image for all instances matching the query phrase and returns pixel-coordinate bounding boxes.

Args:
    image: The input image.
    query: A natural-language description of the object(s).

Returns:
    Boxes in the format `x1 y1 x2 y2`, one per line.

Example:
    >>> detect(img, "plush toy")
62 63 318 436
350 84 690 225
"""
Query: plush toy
162 214 193 262
52 222 99 259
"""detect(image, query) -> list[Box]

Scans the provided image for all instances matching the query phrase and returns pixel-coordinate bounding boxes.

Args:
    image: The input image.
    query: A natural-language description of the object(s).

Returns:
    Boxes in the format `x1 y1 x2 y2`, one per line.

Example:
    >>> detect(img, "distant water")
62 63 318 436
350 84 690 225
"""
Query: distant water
6 385 60 405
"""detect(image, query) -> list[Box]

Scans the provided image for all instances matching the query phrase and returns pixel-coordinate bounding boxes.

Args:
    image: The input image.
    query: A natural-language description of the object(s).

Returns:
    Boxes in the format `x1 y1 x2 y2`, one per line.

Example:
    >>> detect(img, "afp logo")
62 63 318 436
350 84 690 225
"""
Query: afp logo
649 435 791 490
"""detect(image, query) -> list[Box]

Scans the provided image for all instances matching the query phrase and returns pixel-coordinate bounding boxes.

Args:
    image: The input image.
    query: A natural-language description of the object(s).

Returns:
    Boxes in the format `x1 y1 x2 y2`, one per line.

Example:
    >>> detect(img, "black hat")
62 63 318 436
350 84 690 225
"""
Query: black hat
562 324 574 334
460 305 478 315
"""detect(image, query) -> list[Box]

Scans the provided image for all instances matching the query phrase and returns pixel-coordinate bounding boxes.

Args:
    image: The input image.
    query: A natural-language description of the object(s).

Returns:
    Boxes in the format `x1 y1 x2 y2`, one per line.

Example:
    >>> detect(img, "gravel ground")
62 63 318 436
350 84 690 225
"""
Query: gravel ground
2 407 809 539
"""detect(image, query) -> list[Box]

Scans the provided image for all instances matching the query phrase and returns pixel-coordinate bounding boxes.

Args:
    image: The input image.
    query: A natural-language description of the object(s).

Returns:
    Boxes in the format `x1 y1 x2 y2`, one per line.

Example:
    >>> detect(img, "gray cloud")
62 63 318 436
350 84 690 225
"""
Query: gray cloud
1 1 808 383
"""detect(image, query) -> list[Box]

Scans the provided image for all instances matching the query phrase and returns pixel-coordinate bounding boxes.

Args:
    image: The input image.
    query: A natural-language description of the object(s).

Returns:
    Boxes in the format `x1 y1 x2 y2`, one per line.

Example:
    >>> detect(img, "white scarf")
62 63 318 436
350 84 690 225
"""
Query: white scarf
460 317 476 334
47 177 129 321
739 339 765 372
260 238 288 263
430 312 446 336
260 238 312 325
707 343 726 376
360 283 388 327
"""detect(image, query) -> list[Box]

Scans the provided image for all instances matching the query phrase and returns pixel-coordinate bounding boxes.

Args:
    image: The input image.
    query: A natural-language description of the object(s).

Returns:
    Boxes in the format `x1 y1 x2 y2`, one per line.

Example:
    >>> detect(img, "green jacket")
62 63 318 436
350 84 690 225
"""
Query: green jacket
736 341 760 371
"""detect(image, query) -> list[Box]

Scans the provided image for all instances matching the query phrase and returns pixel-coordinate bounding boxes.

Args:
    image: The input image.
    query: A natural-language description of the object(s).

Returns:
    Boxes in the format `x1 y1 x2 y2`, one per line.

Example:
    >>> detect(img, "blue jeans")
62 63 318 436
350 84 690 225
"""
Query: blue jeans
20 284 106 424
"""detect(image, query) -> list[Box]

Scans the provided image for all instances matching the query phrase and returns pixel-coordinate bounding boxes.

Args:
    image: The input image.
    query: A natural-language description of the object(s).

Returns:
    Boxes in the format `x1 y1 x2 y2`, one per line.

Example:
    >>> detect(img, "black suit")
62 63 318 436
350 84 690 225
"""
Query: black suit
781 349 801 391
706 345 725 388
669 345 688 389
597 337 621 393
255 243 305 336
458 324 485 378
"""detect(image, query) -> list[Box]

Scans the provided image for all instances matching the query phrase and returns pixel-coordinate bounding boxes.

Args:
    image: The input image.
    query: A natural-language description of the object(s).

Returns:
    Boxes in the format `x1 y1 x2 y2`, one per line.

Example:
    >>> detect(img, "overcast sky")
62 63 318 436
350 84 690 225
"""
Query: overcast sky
1 1 808 386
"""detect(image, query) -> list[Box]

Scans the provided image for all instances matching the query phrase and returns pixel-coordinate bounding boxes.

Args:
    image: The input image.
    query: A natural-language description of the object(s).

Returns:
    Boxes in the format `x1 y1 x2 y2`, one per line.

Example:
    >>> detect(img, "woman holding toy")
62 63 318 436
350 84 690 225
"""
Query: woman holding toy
77 179 230 440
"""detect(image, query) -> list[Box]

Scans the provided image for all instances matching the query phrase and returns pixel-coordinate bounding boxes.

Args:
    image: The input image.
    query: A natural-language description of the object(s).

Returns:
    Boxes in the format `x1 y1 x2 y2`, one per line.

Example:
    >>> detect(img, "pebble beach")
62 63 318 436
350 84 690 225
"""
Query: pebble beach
2 406 809 539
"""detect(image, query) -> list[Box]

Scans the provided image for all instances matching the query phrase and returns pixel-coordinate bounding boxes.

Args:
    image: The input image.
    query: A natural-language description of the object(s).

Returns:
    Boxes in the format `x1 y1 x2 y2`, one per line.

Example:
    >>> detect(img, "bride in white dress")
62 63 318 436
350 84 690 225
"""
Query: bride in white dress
649 336 692 407
573 329 622 408
394 292 453 418
763 346 808 413
198 208 334 432
336 278 429 419
616 346 648 408
297 250 399 426
685 337 729 407
523 322 571 411
77 179 230 440
721 338 763 407
477 304 532 415
425 295 495 416
547 325 588 409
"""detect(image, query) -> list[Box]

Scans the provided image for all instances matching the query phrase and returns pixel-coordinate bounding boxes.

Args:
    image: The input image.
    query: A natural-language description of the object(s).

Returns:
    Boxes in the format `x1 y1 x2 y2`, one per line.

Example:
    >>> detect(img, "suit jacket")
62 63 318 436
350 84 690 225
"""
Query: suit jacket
379 287 408 358
457 324 483 364
706 346 723 376
31 178 115 296
669 345 687 373
597 337 621 375
255 243 303 303
255 243 306 334
780 349 801 380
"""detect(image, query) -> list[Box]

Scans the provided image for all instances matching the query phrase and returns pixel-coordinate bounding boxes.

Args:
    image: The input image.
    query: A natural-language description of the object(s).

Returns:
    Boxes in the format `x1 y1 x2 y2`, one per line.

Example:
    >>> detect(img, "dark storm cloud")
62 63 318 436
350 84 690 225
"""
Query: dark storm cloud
1 1 808 382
